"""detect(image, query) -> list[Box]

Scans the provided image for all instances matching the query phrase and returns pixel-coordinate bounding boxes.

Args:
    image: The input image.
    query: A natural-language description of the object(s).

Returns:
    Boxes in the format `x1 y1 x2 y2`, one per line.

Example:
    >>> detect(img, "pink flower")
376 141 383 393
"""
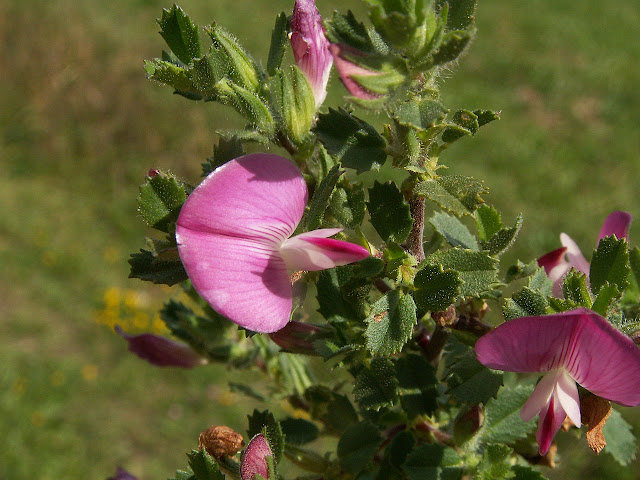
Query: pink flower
475 308 640 455
538 211 632 296
328 44 383 100
290 0 333 107
175 153 370 333
116 326 206 368
240 434 272 480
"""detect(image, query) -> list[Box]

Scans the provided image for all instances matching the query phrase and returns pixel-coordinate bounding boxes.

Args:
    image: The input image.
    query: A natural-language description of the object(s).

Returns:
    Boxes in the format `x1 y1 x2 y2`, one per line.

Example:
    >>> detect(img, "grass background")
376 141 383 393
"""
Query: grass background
1 0 639 478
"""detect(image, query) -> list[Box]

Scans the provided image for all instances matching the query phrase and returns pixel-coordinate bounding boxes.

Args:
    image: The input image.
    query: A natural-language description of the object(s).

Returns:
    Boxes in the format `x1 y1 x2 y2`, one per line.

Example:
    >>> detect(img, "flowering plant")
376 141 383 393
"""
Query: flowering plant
117 0 640 478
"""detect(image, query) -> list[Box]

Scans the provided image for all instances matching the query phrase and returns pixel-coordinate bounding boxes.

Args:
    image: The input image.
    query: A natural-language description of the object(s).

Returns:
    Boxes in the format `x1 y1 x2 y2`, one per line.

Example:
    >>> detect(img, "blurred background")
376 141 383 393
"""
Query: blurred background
1 0 639 478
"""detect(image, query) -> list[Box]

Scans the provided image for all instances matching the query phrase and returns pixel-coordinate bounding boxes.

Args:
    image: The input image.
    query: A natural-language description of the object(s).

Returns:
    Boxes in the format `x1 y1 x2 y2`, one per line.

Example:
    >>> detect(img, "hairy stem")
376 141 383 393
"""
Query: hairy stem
405 195 426 262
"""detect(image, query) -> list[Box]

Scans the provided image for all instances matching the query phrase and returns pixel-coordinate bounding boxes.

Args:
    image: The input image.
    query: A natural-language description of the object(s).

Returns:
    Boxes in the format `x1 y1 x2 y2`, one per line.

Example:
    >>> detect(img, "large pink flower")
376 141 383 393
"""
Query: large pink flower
476 308 640 455
538 211 632 296
290 0 333 107
175 153 369 333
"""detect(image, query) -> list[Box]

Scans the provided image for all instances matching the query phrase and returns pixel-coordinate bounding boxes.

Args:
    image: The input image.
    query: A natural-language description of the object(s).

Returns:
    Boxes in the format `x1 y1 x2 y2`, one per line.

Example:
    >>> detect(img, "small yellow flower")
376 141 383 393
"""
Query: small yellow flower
82 364 98 381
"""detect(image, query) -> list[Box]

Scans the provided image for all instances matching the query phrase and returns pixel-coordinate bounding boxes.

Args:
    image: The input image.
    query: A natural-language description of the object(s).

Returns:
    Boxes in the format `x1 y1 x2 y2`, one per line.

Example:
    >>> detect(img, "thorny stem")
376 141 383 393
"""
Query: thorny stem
405 195 426 262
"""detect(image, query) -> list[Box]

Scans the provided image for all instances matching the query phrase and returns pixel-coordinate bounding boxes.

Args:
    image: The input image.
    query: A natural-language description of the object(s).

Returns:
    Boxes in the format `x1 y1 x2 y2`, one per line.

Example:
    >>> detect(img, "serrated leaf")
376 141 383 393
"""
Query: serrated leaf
446 345 503 404
326 10 379 54
590 236 630 294
303 164 342 230
437 0 477 30
128 248 188 286
186 449 225 480
413 264 461 313
246 410 284 463
137 172 187 232
365 290 417 355
442 109 479 143
527 267 553 295
476 444 514 480
394 98 448 131
314 108 387 173
416 175 487 217
591 282 621 316
158 5 201 65
367 181 413 244
481 214 523 256
354 357 399 410
396 354 439 418
426 248 499 297
603 409 637 465
269 65 316 143
216 80 275 135
475 205 503 241
562 271 593 307
267 12 289 75
511 465 548 480
202 136 245 175
415 179 468 217
481 384 535 444
337 421 383 474
316 269 360 325
430 211 479 250
403 444 461 480
280 418 319 445
503 287 548 320
329 181 367 229
431 30 472 66
144 59 197 93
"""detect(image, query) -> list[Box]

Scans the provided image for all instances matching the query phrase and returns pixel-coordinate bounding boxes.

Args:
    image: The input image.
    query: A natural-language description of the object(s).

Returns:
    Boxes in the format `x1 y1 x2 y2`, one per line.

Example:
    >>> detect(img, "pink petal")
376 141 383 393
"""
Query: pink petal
536 394 566 455
269 321 322 353
290 0 333 107
328 44 382 100
537 246 570 297
555 369 581 427
566 310 640 407
116 327 206 368
559 233 590 275
241 434 272 480
598 210 632 242
176 154 307 242
176 229 293 333
521 372 557 422
279 229 370 271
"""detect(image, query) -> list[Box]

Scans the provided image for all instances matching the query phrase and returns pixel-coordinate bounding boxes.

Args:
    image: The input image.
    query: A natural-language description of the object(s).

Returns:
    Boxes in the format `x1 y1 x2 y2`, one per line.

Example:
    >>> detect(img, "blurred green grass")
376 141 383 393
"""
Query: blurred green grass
1 0 639 478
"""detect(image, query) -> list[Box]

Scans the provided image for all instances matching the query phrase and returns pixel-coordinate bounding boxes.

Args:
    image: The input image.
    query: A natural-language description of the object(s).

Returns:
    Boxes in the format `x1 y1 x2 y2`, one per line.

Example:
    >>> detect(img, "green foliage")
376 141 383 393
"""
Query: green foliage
137 171 187 233
413 264 462 313
511 465 548 480
329 180 367 229
479 384 535 444
367 181 413 244
475 444 514 480
438 0 477 30
425 248 499 297
269 65 316 144
314 108 388 173
158 5 202 66
416 175 488 217
280 418 319 445
325 10 380 54
480 214 523 256
168 450 225 480
128 243 188 286
354 356 399 410
365 290 417 355
446 340 503 404
403 444 462 480
562 271 592 307
202 136 245 175
337 421 383 474
590 236 631 294
503 267 551 319
303 164 342 230
396 354 439 418
267 12 289 76
394 97 449 132
246 410 285 463
316 269 360 325
603 409 637 466
430 211 479 250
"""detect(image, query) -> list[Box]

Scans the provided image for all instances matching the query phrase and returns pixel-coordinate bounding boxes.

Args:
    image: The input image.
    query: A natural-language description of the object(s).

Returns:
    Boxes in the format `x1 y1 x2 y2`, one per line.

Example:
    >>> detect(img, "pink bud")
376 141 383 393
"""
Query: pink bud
240 434 272 480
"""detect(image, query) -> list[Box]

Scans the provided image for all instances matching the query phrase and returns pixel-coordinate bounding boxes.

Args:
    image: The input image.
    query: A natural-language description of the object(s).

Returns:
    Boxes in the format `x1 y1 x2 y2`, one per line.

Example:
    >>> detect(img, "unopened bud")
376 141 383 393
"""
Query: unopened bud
198 425 245 458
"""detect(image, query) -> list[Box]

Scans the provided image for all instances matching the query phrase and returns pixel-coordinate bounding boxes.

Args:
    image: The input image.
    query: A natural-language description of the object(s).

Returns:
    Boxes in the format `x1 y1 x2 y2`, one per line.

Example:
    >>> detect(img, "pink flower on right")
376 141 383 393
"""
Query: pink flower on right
475 308 640 455
538 211 632 296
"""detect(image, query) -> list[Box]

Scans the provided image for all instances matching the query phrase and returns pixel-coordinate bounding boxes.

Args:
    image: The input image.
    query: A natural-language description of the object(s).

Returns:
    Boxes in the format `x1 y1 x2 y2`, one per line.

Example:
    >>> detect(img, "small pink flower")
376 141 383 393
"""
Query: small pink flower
175 154 369 333
290 0 333 107
328 44 383 100
538 211 632 296
240 434 272 480
475 308 640 455
116 326 206 368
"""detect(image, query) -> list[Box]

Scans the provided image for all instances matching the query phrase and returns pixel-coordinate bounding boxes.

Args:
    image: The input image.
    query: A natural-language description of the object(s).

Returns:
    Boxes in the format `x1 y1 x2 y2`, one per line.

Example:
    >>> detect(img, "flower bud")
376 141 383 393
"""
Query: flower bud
198 425 245 458
290 0 332 107
269 321 322 354
240 434 272 480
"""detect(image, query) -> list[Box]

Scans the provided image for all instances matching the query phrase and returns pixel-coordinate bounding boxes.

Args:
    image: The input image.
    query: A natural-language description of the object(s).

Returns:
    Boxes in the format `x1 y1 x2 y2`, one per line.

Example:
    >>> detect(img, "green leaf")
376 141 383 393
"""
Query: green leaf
216 80 275 135
280 418 319 445
562 271 592 307
431 30 472 66
267 12 289 76
246 410 284 463
144 59 197 93
137 172 187 233
354 357 399 410
480 214 523 256
325 10 380 54
337 421 383 474
365 290 417 355
590 235 630 294
202 136 245 175
303 164 342 230
396 354 439 418
475 205 503 242
403 444 461 480
329 181 367 229
505 260 540 284
416 175 487 217
128 247 187 286
442 109 479 143
186 449 225 480
394 97 448 131
413 264 461 313
503 287 548 320
314 108 387 173
603 409 637 465
476 444 514 480
269 66 316 143
426 249 499 297
437 0 477 30
158 5 202 65
511 465 548 480
430 211 479 250
367 181 413 244
316 269 360 325
591 282 621 316
481 384 535 444
446 343 503 404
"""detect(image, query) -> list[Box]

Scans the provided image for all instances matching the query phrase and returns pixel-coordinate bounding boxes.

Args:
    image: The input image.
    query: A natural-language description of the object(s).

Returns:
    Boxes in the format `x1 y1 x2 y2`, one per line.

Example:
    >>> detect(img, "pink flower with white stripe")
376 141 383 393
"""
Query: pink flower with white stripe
290 0 333 107
476 308 640 455
175 153 369 333
538 211 632 296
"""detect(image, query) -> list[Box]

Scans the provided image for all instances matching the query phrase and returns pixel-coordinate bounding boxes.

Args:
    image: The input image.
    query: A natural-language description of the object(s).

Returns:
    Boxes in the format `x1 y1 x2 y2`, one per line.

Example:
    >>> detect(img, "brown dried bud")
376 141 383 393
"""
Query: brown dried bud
432 305 457 327
581 394 612 455
198 425 244 458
